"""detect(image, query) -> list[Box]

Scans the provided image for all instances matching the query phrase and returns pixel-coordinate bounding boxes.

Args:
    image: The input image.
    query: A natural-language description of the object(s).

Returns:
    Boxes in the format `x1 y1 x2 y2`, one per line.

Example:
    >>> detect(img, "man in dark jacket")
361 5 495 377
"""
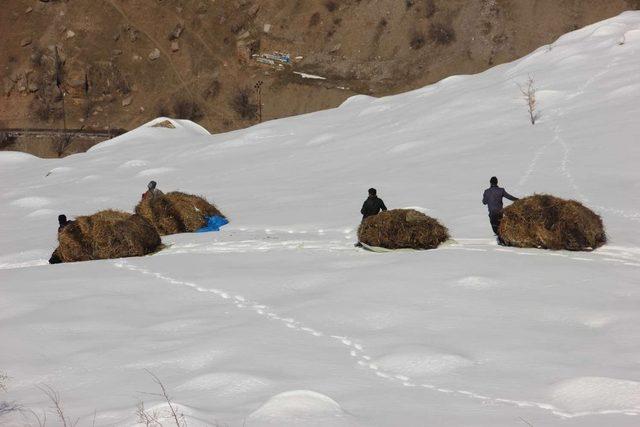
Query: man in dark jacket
361 188 387 220
58 214 71 232
482 176 518 236
143 180 164 200
50 214 72 264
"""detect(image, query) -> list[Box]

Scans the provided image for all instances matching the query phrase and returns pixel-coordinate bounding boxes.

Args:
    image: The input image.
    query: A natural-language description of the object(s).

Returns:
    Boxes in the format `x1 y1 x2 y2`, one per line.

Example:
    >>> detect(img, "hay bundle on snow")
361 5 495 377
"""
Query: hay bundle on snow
55 210 161 263
499 194 606 251
358 209 449 250
135 191 225 235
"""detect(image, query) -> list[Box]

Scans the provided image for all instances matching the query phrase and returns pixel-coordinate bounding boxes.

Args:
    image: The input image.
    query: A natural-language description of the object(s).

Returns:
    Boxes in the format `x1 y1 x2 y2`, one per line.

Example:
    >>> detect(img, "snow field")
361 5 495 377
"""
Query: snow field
1 11 640 426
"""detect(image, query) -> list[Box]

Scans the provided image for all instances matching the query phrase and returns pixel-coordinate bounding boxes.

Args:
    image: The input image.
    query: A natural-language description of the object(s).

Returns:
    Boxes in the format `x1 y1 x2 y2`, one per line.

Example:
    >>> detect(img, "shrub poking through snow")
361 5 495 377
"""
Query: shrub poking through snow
428 22 456 45
358 209 449 250
499 194 606 251
135 192 225 235
54 210 161 262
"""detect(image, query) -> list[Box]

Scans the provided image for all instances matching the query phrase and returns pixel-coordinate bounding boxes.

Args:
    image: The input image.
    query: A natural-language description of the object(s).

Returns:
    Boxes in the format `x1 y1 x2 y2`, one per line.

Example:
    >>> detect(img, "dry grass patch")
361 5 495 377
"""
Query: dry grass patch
152 119 176 128
499 194 606 251
54 210 161 262
358 209 449 249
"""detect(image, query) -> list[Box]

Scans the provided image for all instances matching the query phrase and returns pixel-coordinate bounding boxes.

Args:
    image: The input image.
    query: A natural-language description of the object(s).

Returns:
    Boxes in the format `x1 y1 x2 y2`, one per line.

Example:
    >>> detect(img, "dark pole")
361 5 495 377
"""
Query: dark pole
55 46 67 133
254 80 263 123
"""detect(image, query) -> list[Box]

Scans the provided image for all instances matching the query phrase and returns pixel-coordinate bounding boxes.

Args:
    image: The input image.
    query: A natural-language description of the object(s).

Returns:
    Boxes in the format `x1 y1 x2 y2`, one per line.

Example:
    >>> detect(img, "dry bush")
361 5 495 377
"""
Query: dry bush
31 67 64 122
229 88 257 120
38 385 78 427
425 0 437 18
135 192 225 236
429 22 456 45
172 99 204 121
519 75 537 125
54 134 73 157
203 80 221 99
324 1 337 12
157 102 171 117
81 99 95 120
410 32 426 49
137 371 187 427
30 45 47 68
86 62 129 96
33 102 53 121
33 96 63 122
499 194 606 251
0 372 22 420
0 132 17 149
115 74 131 95
53 48 65 86
626 0 640 10
54 210 161 262
309 12 321 27
405 0 415 8
0 372 7 392
358 209 449 249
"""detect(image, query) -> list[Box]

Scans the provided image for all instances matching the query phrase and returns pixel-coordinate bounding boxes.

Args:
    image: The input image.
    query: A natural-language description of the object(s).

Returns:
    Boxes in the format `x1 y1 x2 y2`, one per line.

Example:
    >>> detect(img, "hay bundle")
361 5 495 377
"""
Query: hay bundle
499 194 606 251
358 209 449 250
55 210 161 262
135 191 225 235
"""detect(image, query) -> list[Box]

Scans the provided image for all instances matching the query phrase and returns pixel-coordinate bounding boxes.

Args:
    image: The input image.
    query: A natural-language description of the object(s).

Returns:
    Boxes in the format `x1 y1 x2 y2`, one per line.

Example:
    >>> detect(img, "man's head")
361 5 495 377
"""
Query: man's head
490 176 498 186
368 188 377 197
58 214 67 226
148 181 157 190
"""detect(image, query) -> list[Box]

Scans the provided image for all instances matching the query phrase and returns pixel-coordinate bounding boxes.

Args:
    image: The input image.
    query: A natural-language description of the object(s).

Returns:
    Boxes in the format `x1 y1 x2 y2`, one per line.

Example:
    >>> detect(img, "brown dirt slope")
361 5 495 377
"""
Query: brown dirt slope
1 0 638 157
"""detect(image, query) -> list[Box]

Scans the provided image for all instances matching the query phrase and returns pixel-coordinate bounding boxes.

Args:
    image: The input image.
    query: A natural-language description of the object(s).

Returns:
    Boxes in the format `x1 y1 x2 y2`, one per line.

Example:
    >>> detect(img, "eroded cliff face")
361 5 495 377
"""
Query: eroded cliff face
2 0 638 156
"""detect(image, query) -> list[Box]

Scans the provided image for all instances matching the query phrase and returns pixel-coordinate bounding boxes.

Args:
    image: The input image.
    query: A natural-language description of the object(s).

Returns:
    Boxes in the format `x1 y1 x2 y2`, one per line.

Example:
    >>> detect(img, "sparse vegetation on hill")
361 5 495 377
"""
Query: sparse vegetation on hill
230 88 258 120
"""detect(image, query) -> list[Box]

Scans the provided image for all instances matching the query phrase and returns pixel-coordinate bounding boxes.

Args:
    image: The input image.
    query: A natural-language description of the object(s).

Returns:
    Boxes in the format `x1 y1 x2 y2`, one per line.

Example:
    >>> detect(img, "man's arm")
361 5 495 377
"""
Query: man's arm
503 189 519 201
482 190 488 205
360 201 367 215
380 199 387 211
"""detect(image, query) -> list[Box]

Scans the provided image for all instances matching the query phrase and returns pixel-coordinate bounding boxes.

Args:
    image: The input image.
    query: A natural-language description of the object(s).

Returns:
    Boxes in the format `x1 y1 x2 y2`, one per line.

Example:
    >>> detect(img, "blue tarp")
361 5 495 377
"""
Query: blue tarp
196 215 229 233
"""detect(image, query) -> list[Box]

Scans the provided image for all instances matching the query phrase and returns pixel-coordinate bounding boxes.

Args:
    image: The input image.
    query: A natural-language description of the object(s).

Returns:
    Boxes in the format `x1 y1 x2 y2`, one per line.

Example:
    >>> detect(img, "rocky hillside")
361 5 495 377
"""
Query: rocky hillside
1 0 639 156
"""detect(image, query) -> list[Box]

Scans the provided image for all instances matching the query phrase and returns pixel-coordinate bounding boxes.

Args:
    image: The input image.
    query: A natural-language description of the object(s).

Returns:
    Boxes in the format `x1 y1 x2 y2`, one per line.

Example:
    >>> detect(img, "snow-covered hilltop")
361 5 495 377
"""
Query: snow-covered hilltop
1 12 640 427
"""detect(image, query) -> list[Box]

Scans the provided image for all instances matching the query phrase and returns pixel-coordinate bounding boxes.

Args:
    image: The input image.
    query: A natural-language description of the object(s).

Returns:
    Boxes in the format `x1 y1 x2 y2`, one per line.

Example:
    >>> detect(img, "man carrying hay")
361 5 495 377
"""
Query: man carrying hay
49 214 73 264
143 180 164 200
57 214 72 232
482 176 518 240
356 188 388 247
361 188 388 220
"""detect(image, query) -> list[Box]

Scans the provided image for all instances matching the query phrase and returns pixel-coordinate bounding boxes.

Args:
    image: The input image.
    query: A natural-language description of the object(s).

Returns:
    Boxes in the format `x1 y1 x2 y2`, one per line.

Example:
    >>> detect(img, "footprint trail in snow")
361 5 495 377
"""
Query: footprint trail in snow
113 259 640 420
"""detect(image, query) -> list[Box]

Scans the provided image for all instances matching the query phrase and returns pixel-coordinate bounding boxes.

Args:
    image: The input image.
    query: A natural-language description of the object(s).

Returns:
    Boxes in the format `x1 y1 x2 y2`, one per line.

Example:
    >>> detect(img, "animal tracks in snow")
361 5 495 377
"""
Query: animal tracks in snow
113 259 639 420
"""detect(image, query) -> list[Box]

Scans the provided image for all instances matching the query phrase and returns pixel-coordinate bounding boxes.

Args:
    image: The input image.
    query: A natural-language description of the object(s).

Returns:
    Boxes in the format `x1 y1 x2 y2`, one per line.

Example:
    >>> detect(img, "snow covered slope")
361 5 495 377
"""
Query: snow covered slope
1 12 640 427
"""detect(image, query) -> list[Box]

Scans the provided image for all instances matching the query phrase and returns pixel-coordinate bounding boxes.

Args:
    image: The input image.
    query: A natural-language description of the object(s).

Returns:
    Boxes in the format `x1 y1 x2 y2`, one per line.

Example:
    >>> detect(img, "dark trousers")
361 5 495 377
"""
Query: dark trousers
489 211 503 235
